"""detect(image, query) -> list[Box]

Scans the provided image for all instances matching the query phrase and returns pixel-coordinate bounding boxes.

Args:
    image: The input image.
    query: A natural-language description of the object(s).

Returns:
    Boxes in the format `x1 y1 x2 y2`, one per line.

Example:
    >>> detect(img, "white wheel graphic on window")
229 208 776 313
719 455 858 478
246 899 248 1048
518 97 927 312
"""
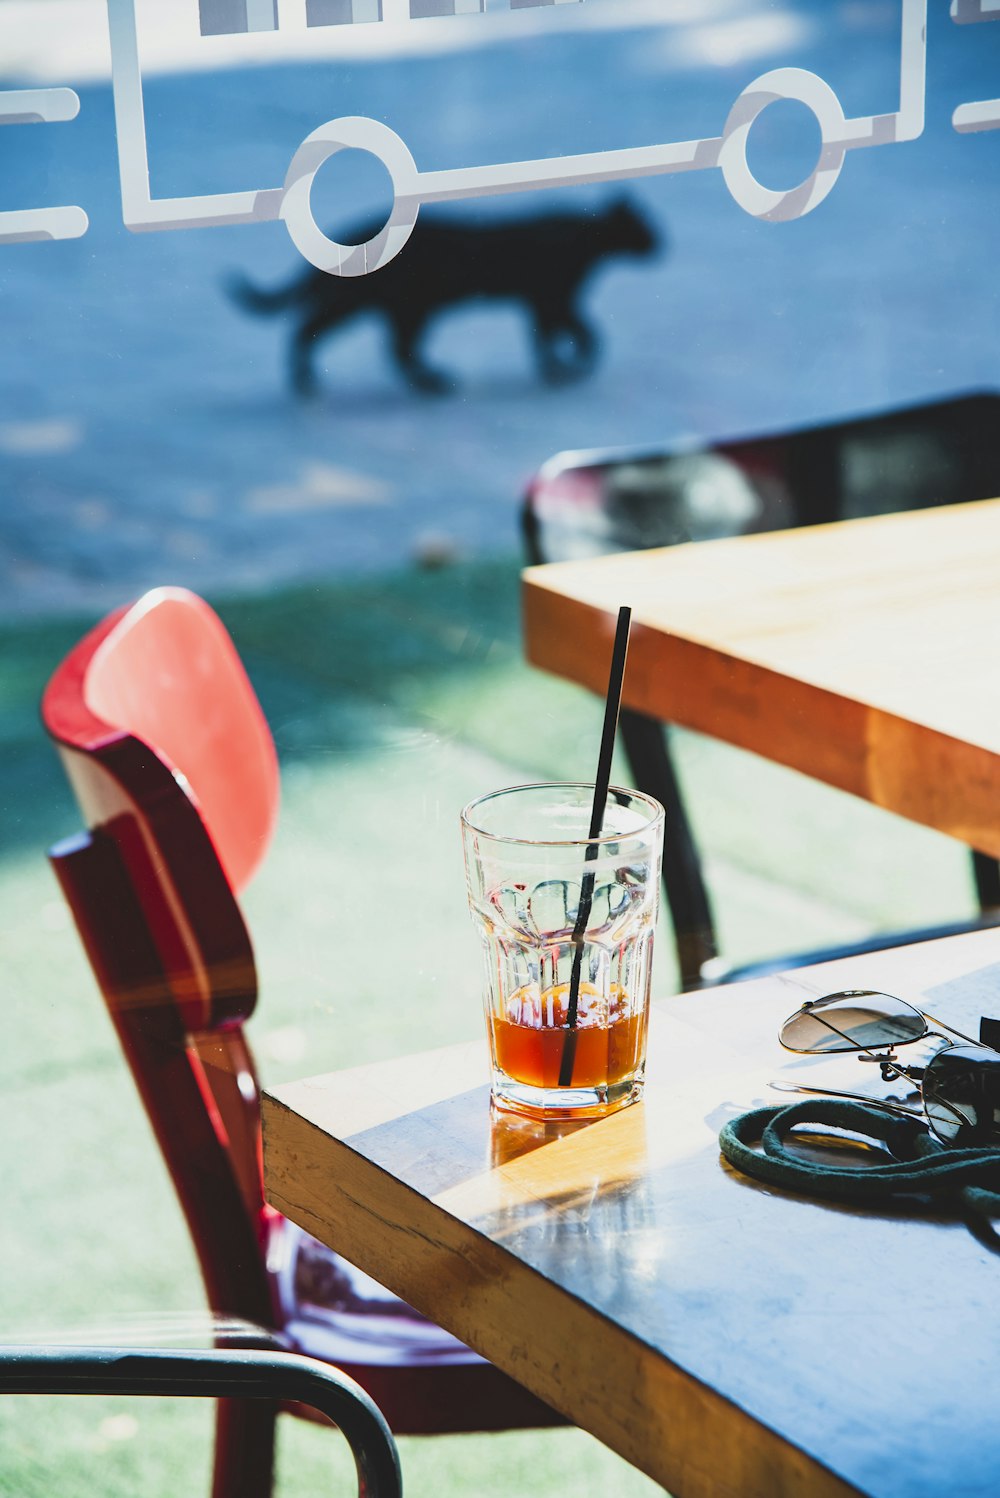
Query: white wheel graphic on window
280 117 420 276
718 68 849 223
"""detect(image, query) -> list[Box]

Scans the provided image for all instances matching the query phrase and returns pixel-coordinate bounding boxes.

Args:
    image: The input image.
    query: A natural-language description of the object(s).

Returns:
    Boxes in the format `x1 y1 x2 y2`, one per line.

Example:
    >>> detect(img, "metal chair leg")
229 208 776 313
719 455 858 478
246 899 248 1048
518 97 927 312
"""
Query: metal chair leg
618 709 719 989
212 1394 278 1498
972 850 1000 913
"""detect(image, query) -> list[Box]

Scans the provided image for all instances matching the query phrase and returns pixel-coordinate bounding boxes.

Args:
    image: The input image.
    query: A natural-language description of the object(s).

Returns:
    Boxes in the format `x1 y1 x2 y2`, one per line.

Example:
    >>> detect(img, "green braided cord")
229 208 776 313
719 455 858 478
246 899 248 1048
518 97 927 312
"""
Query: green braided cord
719 1101 1000 1243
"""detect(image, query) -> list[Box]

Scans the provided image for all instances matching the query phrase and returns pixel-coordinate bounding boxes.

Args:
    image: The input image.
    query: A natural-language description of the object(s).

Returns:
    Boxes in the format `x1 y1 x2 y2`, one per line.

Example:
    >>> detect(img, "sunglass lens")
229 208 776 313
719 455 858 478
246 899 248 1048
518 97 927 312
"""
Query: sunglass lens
922 1044 1000 1145
780 990 927 1053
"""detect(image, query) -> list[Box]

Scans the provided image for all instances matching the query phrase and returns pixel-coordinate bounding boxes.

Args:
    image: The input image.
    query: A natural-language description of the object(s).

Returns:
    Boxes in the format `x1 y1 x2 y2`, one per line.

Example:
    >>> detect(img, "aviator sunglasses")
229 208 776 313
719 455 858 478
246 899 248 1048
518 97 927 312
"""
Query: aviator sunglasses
775 990 1000 1146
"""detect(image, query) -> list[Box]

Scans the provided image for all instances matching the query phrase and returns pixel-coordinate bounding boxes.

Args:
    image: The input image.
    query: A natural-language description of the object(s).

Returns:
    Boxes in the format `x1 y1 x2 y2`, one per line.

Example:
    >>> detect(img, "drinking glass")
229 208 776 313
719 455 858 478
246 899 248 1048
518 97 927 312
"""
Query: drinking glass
461 782 664 1119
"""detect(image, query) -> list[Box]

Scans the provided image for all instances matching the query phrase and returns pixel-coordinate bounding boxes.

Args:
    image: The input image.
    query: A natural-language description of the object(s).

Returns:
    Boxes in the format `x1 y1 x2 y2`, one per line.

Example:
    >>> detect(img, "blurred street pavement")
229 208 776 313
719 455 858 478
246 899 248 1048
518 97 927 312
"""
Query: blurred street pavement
1 0 998 616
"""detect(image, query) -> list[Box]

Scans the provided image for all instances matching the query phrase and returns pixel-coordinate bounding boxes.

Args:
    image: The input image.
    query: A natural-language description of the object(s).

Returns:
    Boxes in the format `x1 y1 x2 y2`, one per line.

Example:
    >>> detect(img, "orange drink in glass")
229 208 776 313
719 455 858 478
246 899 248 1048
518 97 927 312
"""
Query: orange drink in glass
461 783 663 1119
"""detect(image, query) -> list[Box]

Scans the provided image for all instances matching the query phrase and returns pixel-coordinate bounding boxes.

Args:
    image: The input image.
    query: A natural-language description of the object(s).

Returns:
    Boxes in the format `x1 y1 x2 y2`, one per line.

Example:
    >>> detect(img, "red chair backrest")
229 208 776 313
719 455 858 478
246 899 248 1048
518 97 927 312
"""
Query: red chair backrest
44 587 278 892
42 588 282 1323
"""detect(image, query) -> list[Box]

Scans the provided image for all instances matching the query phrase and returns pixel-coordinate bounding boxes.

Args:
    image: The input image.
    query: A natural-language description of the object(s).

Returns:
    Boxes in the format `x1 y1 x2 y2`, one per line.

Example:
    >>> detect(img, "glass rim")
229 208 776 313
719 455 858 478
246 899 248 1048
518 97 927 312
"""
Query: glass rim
460 781 664 847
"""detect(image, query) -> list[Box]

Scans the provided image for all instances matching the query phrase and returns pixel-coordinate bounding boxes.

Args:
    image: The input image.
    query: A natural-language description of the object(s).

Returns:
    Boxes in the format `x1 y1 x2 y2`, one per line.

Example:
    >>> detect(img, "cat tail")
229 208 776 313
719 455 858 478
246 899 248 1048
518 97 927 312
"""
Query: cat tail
224 270 307 315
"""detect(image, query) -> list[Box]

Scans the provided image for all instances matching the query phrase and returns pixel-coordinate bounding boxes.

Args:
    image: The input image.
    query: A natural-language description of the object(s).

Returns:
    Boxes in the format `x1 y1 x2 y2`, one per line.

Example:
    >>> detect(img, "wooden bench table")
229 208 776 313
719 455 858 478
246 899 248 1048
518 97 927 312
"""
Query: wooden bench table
521 497 1000 858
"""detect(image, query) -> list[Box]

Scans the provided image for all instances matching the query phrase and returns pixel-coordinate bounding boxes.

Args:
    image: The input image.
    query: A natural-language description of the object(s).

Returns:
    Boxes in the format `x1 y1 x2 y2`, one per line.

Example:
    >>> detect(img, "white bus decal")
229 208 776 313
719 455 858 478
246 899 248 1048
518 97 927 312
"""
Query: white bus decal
951 0 1000 134
199 1 279 35
0 88 88 244
9 0 995 265
100 0 928 274
199 0 576 29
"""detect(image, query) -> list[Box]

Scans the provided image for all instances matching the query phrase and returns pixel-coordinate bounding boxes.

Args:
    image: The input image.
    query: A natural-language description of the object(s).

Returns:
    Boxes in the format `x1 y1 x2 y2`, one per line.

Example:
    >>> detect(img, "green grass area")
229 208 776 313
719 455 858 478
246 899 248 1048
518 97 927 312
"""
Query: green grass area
0 556 977 1494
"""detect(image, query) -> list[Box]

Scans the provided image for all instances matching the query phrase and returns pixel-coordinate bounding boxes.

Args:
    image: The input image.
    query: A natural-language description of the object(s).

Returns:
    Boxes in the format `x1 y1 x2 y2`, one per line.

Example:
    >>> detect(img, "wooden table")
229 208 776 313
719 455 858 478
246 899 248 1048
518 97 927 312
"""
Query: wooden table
263 929 1000 1498
521 497 1000 859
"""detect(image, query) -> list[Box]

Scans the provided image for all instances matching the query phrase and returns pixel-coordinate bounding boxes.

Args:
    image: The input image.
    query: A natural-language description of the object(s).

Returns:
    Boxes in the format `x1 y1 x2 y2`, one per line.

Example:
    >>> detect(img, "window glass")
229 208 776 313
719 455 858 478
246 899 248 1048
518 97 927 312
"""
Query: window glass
2 9 999 1487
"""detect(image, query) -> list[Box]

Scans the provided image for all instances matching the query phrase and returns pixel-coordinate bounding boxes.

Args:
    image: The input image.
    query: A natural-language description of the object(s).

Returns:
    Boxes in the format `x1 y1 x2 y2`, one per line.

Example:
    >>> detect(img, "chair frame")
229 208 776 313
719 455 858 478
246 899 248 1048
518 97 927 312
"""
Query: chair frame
0 1344 401 1498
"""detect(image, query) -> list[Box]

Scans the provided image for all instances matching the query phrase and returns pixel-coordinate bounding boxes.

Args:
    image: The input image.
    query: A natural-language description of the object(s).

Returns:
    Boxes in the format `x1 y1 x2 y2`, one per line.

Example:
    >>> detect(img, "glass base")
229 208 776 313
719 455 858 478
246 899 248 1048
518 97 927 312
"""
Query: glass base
490 1070 644 1120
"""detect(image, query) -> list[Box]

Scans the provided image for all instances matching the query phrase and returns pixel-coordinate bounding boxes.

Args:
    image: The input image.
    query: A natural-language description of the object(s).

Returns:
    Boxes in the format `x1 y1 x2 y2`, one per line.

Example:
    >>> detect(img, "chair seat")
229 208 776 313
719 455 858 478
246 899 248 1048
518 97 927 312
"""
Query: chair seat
271 1217 482 1368
264 1222 562 1432
269 1216 563 1433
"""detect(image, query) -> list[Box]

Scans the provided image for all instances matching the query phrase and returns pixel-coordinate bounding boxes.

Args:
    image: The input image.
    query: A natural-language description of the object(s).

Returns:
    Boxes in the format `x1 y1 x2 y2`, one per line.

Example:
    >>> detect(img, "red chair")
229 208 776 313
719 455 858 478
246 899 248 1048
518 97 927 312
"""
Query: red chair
42 587 561 1498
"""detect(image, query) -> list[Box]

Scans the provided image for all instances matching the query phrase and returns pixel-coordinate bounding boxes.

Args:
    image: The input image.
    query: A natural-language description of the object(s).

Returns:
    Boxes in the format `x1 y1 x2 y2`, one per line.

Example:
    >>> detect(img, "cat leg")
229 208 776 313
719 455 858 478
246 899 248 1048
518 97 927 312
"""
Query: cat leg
391 316 453 395
535 309 600 386
290 313 329 398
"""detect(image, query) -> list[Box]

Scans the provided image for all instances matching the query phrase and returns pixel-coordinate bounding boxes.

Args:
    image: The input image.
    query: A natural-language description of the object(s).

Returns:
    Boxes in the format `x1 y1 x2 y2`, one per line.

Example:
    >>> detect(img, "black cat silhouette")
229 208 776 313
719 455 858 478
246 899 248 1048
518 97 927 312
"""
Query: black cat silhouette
227 196 660 395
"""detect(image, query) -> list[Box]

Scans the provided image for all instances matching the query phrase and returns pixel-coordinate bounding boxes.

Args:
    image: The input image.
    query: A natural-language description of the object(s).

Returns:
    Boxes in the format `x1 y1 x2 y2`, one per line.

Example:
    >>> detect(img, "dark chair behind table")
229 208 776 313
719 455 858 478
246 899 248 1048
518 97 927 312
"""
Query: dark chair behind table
0 1344 401 1498
522 390 1000 991
41 587 562 1498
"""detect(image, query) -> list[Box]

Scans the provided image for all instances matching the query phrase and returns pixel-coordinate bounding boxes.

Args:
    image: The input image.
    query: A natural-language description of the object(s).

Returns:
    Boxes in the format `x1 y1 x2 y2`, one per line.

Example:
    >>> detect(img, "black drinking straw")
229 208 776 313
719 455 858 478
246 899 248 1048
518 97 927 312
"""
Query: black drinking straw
558 605 632 1089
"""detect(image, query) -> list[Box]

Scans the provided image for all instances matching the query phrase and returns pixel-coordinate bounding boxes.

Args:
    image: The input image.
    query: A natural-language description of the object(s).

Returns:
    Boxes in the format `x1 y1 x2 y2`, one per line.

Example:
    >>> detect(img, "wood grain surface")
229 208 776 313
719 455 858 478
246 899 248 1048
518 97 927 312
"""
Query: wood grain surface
263 928 1000 1498
522 498 1000 856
